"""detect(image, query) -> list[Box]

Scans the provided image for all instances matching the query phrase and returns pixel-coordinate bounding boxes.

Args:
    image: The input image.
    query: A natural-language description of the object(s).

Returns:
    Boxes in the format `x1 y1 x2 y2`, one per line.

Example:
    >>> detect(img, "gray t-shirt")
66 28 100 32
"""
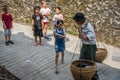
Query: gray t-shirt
32 14 43 30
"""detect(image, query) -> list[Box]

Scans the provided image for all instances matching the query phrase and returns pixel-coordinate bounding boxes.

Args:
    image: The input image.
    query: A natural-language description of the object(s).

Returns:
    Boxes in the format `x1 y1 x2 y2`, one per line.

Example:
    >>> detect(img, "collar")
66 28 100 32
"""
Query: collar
81 20 88 28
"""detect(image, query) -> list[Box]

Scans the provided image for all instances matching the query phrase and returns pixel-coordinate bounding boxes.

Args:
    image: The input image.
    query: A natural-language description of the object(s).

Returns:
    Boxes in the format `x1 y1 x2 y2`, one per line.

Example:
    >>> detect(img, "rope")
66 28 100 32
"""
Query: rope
70 37 83 80
71 38 79 63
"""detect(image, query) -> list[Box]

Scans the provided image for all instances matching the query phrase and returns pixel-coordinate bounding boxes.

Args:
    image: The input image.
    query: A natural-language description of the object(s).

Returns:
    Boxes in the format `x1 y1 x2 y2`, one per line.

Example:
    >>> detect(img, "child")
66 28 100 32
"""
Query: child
40 1 51 39
32 6 44 46
73 12 99 80
53 7 64 29
1 5 14 46
53 20 66 74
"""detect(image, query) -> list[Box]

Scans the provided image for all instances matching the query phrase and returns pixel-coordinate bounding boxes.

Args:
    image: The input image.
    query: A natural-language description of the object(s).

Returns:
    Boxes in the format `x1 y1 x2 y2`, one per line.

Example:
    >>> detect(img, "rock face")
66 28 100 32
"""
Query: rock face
0 0 34 24
0 0 120 47
58 0 120 47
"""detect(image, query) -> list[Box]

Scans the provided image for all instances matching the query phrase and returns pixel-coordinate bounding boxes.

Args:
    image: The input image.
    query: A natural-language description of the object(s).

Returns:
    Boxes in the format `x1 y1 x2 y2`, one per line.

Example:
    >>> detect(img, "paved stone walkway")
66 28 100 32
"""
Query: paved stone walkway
0 21 120 80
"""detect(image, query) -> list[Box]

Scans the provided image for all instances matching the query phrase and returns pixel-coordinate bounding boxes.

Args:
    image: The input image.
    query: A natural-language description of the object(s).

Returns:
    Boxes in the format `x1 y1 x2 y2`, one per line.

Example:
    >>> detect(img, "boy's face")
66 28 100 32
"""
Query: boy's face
42 2 47 8
35 8 40 14
76 21 84 25
55 8 60 14
58 23 63 29
4 8 8 13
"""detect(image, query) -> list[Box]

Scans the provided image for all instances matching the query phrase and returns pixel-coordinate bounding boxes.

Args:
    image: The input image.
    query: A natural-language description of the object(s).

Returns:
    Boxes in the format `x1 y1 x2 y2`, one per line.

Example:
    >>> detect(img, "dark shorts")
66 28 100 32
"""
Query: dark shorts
34 29 43 37
80 44 97 61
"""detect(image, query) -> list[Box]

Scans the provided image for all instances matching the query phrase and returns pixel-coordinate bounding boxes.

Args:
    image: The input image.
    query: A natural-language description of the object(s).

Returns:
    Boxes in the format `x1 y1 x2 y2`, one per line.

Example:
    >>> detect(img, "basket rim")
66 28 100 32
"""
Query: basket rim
70 60 97 70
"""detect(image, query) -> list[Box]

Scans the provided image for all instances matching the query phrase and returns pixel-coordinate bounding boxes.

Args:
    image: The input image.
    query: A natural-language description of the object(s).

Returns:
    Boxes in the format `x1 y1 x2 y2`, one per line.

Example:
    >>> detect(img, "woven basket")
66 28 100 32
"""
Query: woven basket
70 60 97 80
96 48 107 63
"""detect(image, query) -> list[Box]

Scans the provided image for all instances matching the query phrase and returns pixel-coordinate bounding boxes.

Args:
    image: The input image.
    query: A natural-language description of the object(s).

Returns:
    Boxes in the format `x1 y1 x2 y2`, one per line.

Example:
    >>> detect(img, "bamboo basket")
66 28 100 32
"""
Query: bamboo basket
70 60 97 80
96 48 107 63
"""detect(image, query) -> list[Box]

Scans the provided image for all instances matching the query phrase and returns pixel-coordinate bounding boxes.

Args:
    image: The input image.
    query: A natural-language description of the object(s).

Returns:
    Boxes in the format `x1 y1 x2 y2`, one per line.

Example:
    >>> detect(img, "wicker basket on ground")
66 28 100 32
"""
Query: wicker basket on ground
96 48 107 63
70 60 97 80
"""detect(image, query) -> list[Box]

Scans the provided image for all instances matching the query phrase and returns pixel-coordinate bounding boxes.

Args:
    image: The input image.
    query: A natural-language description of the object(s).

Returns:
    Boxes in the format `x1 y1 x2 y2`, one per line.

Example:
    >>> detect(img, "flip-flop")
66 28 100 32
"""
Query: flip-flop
55 70 59 74
61 61 65 64
34 43 38 46
39 43 43 46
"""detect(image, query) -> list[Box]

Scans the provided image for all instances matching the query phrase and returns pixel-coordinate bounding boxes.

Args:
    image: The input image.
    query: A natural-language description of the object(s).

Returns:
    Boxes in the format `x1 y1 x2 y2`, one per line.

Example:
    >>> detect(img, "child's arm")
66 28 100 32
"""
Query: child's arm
46 12 51 16
53 30 57 38
32 15 35 31
31 19 34 31
54 32 66 38
55 29 66 38
2 14 6 29
2 20 6 29
58 34 66 38
11 14 13 28
11 22 13 29
61 14 64 20
42 12 50 18
42 20 44 29
53 15 55 21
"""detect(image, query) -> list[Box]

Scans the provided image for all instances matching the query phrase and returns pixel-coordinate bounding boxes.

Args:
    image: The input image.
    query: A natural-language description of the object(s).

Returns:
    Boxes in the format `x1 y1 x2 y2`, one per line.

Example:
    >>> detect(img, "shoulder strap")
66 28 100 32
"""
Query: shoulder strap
84 23 88 29
55 28 57 33
62 28 64 33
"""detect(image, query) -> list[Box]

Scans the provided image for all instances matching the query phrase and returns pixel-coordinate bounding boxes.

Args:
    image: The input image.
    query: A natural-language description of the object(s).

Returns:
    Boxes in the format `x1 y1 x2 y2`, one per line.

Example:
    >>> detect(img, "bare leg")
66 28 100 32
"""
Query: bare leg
39 36 42 43
8 35 11 41
35 36 37 43
5 35 7 41
39 36 43 46
5 35 9 46
34 36 37 46
55 52 59 74
61 51 64 64
44 24 48 36
7 35 14 44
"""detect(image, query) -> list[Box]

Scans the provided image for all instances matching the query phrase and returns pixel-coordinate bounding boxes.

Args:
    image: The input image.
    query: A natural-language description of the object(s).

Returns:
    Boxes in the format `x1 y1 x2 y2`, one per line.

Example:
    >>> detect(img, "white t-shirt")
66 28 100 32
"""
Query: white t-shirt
53 14 63 21
40 7 51 22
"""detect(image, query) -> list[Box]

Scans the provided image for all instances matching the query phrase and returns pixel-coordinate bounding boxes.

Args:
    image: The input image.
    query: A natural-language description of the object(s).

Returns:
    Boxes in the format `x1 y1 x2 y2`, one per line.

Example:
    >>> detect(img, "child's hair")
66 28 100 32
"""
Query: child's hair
41 0 46 5
2 5 8 12
55 7 61 10
57 20 64 25
54 7 61 12
34 6 40 13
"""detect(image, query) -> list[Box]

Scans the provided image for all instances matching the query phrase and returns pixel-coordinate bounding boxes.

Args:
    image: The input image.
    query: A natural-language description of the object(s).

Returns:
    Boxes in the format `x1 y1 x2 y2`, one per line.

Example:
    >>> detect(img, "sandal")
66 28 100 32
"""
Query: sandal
55 70 59 74
61 61 65 64
34 42 38 46
39 43 43 46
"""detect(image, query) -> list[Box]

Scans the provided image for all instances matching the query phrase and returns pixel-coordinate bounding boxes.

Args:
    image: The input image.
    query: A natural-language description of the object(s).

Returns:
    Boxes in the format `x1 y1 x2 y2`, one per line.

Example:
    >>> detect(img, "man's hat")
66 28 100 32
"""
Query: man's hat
73 12 86 22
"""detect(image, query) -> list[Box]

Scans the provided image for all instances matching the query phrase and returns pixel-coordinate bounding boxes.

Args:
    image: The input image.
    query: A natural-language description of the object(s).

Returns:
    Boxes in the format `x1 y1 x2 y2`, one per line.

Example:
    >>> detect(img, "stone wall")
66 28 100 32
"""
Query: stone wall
0 0 34 24
0 0 120 47
59 0 120 47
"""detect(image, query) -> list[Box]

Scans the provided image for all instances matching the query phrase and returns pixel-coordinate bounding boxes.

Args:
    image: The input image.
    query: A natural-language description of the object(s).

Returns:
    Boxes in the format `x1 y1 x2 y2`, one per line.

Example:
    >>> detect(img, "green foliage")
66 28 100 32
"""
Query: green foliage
61 0 69 4
24 18 30 25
